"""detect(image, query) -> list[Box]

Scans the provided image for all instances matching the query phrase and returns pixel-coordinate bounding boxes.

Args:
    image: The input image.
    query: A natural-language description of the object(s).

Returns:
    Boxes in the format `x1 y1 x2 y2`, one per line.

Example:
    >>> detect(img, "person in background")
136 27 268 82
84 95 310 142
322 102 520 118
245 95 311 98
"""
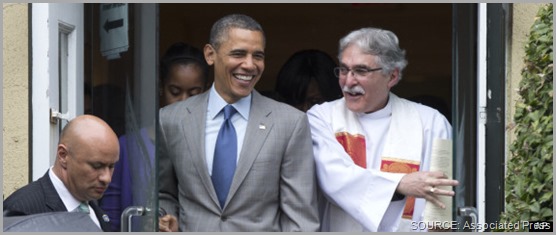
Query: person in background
307 27 459 232
92 84 126 137
3 115 120 232
158 14 319 232
99 42 208 232
275 49 342 112
159 42 210 107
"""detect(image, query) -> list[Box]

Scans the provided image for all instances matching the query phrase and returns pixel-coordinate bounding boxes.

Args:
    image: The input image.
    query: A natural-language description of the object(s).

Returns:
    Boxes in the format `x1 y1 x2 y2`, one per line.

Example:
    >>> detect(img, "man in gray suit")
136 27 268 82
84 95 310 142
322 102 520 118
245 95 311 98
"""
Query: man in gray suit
157 14 319 232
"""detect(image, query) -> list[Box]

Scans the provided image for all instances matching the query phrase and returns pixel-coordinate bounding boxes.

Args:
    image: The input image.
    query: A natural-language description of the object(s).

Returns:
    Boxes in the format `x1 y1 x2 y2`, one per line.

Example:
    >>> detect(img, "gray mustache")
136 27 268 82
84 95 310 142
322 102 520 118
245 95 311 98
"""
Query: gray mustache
342 85 365 95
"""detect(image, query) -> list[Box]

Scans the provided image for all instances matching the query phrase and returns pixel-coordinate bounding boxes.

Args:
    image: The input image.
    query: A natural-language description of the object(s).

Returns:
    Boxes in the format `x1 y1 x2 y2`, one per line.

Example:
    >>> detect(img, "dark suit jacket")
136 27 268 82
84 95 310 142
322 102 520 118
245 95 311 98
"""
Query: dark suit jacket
158 90 320 231
3 171 112 232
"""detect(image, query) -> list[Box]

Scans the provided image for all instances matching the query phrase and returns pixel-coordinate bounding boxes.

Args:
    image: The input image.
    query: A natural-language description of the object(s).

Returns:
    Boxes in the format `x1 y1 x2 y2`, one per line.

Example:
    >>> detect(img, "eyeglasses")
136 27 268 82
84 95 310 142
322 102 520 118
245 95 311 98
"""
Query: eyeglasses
333 66 383 78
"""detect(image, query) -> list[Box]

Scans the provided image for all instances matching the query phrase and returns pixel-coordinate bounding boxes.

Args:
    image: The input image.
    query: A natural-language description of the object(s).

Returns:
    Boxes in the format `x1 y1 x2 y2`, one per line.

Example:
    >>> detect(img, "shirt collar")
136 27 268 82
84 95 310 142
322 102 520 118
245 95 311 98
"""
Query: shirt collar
357 95 392 120
208 84 251 121
49 166 83 211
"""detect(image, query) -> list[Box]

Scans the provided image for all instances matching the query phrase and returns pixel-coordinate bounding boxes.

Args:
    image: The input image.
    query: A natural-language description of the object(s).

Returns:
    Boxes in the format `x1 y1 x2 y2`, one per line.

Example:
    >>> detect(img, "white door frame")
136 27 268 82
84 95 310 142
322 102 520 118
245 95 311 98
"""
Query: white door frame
31 3 83 180
476 3 487 230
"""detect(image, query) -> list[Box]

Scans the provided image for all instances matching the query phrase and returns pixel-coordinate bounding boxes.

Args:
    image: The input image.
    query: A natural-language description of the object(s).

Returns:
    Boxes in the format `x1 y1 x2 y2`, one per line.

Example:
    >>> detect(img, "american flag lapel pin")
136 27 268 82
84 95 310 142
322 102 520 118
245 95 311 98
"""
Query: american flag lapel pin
102 214 110 222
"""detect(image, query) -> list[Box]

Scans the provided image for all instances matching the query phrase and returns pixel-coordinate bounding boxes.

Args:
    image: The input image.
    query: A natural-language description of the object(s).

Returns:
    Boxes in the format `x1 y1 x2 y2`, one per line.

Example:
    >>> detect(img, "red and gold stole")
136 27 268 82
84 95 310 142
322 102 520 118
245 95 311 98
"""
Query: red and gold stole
335 132 366 168
380 157 420 219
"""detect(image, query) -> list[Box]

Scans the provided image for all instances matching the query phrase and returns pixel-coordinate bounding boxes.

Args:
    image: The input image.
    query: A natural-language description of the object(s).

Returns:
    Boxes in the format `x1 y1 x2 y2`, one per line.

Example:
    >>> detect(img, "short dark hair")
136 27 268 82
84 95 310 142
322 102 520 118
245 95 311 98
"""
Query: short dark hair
209 14 265 50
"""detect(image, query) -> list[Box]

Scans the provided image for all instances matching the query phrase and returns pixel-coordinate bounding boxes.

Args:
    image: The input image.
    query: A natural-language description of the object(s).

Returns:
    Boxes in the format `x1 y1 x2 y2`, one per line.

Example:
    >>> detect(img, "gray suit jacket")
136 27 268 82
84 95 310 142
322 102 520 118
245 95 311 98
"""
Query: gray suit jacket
158 90 319 231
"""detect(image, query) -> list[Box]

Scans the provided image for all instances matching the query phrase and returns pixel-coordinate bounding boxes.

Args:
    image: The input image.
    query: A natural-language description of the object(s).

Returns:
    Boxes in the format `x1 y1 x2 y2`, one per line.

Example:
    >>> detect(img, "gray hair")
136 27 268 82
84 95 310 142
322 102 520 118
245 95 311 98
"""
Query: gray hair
209 14 265 50
338 27 408 80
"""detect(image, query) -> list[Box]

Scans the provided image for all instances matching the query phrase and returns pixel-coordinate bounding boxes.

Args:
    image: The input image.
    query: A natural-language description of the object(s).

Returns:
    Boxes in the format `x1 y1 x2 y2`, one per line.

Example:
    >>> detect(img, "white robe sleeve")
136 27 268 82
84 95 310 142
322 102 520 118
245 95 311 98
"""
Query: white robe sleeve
307 103 405 232
413 104 453 224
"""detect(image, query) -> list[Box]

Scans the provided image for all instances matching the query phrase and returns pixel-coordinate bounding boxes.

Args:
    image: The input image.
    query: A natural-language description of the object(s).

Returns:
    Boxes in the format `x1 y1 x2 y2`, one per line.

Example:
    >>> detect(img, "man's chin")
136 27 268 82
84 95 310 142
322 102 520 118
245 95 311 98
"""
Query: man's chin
345 101 365 113
233 87 254 98
90 190 106 199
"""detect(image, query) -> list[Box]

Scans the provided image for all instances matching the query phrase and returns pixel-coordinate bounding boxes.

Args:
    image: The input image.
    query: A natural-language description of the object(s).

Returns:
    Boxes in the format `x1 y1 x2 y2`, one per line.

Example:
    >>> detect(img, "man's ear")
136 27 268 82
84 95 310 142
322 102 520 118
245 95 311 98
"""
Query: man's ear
57 144 69 169
204 44 215 66
387 69 400 88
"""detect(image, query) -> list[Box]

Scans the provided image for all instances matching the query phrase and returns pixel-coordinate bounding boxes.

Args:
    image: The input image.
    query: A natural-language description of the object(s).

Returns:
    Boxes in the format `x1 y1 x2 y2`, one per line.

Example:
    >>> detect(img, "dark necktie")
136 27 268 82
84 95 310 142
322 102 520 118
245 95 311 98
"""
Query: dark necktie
211 105 237 208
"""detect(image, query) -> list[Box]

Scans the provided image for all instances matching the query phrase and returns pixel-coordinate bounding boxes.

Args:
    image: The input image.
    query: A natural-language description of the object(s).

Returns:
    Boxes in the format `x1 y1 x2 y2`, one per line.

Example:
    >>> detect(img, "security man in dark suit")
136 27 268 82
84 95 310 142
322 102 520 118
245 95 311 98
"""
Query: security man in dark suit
3 115 120 232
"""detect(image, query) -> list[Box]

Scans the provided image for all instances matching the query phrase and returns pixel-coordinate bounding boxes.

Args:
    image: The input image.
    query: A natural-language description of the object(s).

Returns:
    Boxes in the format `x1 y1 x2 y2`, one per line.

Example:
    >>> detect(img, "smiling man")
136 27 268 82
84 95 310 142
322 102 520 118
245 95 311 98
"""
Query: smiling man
157 14 319 232
307 27 458 232
3 115 120 232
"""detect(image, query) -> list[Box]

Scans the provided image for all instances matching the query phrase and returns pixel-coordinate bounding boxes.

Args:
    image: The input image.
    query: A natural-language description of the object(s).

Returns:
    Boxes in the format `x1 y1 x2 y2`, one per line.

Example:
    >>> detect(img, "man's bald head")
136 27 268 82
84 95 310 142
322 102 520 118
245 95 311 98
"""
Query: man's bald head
55 115 120 201
59 115 118 150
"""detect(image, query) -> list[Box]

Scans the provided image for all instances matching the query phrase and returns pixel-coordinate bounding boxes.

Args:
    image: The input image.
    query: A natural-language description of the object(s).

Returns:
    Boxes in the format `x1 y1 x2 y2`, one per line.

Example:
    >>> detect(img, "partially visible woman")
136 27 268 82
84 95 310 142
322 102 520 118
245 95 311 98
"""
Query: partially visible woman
159 42 210 107
100 42 208 232
275 49 342 112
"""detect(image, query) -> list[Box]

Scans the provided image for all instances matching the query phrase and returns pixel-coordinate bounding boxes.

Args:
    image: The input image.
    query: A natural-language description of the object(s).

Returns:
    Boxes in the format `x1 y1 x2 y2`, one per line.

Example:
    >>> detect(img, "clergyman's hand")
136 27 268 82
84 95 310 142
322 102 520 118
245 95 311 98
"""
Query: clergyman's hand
159 214 178 232
396 171 459 209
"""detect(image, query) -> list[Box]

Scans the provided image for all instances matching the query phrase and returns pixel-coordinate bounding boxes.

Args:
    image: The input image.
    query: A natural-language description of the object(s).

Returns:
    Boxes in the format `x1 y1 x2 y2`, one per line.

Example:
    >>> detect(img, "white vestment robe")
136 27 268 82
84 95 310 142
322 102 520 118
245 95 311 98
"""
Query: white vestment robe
307 93 452 232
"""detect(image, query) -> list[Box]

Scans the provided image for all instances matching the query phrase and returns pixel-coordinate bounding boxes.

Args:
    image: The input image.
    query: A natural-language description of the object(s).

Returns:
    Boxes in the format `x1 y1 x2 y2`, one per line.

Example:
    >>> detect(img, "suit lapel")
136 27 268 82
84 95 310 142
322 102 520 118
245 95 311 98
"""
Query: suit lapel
41 171 68 212
179 92 221 207
90 201 111 232
43 171 108 231
226 91 273 204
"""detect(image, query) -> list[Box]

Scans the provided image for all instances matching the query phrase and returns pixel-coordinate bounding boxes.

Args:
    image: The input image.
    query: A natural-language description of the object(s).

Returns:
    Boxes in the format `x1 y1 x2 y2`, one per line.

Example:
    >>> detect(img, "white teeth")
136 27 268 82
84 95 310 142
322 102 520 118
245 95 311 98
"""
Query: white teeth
235 75 253 81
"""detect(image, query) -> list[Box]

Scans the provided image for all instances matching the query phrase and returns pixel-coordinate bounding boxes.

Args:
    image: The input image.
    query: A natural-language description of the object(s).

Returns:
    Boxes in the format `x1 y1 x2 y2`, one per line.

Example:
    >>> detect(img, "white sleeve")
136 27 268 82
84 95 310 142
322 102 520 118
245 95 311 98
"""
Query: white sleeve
413 106 453 225
420 107 453 173
307 104 405 232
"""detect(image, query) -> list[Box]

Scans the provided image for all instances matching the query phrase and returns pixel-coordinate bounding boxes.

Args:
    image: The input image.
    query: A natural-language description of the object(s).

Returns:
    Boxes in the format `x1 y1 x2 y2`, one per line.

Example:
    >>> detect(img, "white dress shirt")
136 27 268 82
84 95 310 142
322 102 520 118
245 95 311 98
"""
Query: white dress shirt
205 85 251 175
49 166 101 228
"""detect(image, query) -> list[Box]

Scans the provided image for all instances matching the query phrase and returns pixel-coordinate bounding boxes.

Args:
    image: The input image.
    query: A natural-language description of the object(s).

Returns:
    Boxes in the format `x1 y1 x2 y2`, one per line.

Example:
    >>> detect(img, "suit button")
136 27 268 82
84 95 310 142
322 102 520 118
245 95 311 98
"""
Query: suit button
221 216 227 221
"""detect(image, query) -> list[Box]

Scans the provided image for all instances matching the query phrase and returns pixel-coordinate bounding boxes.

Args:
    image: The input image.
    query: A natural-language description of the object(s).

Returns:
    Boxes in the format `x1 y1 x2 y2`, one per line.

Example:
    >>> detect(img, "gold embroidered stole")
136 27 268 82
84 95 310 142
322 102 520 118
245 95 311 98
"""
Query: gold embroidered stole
380 157 420 219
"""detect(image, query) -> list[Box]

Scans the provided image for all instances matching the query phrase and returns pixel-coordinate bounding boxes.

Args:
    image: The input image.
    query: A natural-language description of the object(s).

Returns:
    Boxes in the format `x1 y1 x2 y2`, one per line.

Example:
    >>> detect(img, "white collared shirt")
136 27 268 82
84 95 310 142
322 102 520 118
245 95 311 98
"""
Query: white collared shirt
49 167 101 228
205 85 251 175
